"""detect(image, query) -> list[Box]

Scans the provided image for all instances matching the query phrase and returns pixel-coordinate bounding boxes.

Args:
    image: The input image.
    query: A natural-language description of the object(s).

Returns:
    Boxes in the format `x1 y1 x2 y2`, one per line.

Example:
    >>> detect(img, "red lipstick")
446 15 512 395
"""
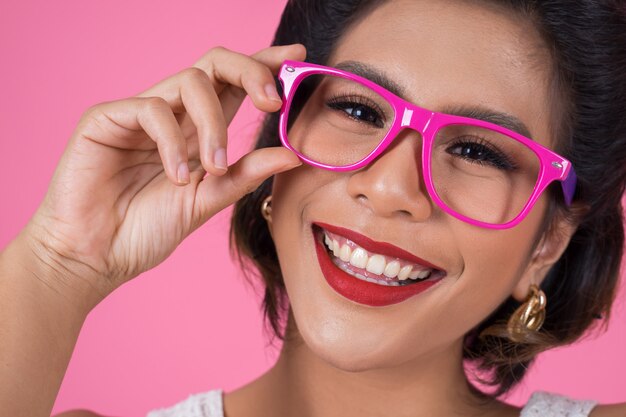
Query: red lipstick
312 223 445 307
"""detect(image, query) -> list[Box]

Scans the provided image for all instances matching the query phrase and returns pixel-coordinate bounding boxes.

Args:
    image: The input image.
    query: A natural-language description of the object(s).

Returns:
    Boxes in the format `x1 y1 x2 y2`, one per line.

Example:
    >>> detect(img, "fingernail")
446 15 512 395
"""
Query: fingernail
264 83 282 103
177 162 190 184
214 147 227 171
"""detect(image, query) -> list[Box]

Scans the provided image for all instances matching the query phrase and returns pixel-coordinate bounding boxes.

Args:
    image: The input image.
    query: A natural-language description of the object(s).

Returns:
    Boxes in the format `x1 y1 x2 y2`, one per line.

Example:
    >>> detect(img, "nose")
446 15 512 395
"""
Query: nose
346 129 434 221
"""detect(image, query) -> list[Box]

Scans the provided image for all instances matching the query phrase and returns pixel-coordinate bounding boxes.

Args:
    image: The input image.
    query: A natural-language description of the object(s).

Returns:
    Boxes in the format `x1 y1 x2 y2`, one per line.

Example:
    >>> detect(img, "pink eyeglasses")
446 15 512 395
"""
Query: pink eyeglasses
277 60 577 229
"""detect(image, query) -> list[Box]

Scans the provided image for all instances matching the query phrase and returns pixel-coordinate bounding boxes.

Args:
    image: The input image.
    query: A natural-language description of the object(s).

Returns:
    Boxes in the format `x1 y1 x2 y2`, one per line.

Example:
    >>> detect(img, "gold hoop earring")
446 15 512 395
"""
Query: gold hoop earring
261 195 272 222
507 284 547 343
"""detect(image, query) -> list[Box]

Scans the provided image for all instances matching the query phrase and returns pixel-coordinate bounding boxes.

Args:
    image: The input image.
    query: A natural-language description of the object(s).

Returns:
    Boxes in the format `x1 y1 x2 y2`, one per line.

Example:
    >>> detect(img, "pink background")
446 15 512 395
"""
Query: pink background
0 1 624 415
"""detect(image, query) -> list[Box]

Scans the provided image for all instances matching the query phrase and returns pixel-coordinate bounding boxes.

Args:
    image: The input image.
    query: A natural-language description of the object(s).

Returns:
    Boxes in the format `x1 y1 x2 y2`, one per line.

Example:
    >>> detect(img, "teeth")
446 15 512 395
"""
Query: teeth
365 254 386 275
322 230 434 281
413 269 431 279
339 244 351 262
397 265 412 281
383 260 401 278
349 247 368 269
332 256 401 286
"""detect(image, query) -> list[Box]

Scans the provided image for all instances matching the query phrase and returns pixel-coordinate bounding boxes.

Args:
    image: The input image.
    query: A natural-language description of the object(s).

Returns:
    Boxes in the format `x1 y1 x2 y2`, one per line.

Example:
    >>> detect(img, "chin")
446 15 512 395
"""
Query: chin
307 338 384 373
295 312 412 373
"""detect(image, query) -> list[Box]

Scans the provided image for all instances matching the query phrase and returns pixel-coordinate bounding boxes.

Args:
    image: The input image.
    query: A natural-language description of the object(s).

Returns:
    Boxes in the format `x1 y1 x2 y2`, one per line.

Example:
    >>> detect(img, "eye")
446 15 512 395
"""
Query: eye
326 94 386 128
446 137 517 170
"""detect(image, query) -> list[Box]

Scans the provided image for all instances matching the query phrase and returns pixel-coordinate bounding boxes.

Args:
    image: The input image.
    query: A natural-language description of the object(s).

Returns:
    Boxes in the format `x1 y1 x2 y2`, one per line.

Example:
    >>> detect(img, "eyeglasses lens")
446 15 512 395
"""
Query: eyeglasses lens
285 73 541 225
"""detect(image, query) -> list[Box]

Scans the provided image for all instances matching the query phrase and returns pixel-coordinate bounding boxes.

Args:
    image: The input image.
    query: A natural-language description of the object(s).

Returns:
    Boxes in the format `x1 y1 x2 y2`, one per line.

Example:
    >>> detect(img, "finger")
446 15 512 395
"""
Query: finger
195 46 283 114
191 146 303 227
194 44 307 124
130 44 307 180
91 97 190 185
217 44 307 123
251 43 307 71
137 97 191 185
175 67 229 177
136 43 306 118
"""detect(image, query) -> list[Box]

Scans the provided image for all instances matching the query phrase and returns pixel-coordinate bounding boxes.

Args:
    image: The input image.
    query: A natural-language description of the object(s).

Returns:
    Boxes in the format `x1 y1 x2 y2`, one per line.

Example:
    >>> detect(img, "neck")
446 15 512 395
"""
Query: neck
245 316 514 417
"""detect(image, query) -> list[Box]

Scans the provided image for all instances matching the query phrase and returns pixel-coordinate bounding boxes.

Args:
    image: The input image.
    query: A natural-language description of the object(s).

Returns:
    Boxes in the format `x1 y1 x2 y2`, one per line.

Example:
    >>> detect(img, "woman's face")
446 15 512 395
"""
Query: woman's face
269 0 560 371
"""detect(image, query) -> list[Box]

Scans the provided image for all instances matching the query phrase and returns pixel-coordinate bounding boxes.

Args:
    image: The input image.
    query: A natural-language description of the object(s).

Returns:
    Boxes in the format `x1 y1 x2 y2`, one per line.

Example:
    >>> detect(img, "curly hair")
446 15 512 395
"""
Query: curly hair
229 0 626 399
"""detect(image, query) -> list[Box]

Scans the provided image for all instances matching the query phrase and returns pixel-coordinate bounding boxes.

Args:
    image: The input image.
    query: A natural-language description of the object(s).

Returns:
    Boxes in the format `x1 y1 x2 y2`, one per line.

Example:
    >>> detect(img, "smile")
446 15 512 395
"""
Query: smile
312 222 446 307
321 229 437 285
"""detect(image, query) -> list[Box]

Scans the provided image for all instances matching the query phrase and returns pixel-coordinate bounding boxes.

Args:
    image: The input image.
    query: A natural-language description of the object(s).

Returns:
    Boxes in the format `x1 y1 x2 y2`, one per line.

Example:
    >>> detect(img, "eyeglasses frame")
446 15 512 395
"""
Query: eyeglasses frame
276 60 577 230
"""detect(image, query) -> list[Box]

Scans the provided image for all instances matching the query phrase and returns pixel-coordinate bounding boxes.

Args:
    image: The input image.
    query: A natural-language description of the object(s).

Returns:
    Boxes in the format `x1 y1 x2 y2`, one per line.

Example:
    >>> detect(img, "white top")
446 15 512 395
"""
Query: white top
145 389 598 417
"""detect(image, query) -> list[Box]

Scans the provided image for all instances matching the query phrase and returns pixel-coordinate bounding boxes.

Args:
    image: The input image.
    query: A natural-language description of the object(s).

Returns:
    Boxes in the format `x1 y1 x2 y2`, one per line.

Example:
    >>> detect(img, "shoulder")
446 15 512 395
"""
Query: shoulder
589 403 626 417
146 389 224 417
53 411 111 417
522 391 625 417
54 389 225 417
522 391 596 416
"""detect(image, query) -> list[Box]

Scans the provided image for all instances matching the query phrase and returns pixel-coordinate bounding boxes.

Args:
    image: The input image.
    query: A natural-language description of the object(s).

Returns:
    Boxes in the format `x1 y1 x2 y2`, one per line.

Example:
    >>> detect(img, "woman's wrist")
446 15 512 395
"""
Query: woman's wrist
1 221 110 317
0 223 105 416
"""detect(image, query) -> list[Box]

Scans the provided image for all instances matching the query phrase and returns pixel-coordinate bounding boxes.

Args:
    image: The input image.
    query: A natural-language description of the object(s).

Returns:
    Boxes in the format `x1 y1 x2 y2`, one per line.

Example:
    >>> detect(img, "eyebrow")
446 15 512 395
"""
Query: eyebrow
439 104 534 139
335 61 407 97
334 60 534 140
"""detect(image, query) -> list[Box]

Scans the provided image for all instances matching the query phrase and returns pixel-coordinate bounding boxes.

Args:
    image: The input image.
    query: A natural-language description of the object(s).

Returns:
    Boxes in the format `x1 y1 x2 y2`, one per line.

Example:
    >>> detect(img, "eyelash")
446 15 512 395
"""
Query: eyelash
325 93 387 128
445 136 518 171
322 93 517 171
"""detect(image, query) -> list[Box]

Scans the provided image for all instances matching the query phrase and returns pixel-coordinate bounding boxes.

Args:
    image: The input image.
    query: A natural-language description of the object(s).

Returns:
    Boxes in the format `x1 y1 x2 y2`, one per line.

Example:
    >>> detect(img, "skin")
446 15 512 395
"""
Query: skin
2 0 624 416
225 1 579 417
0 44 305 416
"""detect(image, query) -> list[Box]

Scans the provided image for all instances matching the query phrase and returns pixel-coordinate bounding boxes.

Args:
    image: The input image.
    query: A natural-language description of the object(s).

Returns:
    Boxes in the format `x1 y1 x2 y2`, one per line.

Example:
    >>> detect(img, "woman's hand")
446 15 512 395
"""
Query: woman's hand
19 43 306 310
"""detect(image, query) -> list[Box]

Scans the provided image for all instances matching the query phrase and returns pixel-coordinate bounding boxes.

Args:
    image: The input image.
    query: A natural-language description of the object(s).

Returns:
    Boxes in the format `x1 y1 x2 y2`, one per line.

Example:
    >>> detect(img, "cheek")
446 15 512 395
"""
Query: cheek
267 164 547 368
270 162 349 232
269 166 330 290
443 206 546 323
270 167 314 235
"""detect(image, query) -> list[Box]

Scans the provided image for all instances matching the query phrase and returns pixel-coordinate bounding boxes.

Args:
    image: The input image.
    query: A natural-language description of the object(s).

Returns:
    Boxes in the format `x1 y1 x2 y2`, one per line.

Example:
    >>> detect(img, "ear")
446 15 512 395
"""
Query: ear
511 211 580 302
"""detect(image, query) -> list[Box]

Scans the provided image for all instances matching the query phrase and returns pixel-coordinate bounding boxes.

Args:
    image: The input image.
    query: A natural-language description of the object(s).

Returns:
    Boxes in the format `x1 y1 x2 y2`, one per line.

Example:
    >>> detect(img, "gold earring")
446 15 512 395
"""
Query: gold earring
261 195 272 222
507 284 547 343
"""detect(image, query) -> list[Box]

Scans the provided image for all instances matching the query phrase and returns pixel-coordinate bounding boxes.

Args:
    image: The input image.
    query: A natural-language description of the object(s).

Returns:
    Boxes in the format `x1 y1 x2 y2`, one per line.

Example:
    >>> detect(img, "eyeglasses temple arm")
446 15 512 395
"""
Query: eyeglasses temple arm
561 166 577 206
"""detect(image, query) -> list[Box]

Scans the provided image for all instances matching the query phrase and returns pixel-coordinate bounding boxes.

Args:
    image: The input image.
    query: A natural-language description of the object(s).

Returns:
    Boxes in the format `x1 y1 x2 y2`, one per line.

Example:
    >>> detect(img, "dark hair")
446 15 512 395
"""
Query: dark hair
230 0 626 399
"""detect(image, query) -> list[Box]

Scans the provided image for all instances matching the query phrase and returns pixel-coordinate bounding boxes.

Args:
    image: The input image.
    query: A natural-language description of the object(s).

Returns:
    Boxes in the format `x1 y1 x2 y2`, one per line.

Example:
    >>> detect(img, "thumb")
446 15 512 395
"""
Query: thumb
192 146 302 224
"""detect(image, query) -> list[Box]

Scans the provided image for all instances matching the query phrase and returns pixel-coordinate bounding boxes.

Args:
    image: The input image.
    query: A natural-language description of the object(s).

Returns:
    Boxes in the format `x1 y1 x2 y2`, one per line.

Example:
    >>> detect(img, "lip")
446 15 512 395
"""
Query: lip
312 224 444 307
313 221 446 272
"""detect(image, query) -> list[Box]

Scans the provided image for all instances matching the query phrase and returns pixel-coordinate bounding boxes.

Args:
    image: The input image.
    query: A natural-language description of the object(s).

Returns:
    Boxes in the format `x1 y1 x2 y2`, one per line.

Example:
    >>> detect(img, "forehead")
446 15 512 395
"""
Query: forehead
327 0 554 146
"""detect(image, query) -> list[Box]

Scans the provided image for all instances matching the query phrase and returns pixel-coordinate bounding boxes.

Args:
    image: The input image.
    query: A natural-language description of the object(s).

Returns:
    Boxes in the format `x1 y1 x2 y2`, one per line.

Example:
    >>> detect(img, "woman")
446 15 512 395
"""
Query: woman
1 0 625 416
